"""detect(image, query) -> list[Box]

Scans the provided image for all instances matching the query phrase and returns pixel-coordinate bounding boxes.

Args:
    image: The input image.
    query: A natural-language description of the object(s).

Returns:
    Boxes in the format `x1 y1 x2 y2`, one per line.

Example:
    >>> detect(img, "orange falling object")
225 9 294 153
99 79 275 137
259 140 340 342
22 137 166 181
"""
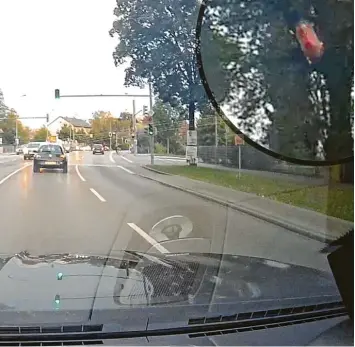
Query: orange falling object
295 21 324 63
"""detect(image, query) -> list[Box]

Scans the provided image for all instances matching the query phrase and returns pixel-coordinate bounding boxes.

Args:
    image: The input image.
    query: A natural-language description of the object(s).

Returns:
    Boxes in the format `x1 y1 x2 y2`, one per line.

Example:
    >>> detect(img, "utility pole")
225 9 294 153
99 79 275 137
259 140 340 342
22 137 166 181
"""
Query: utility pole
215 114 218 147
186 96 197 166
109 120 112 150
132 99 137 155
214 114 218 163
15 117 18 148
149 82 154 165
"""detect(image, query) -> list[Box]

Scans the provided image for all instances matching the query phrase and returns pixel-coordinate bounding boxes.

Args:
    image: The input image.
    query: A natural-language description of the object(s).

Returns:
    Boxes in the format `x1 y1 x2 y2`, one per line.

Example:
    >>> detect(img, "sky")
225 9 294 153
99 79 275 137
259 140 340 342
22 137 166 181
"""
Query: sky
0 0 150 129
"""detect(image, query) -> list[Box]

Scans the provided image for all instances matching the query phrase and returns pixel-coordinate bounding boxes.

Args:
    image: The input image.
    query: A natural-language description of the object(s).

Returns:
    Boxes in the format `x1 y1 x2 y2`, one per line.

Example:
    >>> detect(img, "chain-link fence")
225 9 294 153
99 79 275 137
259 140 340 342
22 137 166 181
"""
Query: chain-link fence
197 145 328 178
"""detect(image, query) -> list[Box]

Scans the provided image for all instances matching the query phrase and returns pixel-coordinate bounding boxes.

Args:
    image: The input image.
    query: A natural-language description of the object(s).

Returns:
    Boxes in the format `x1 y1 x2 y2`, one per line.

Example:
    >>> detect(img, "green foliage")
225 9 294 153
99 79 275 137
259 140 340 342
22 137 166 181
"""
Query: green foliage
57 124 71 141
152 100 185 154
33 126 48 142
0 106 30 145
197 112 233 146
150 165 353 221
90 110 131 145
109 0 232 117
155 143 167 154
202 0 353 175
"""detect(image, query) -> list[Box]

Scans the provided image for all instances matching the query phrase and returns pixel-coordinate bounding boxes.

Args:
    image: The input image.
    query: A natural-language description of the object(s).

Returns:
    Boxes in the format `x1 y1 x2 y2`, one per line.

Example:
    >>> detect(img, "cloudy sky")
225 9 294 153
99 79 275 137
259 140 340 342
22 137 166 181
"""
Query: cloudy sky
0 0 150 129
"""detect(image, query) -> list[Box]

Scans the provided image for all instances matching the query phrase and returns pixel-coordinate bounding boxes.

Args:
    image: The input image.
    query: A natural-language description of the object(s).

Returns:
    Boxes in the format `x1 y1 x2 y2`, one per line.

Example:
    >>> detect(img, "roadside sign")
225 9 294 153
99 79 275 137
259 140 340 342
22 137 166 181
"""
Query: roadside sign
234 134 245 145
48 135 57 143
187 130 197 146
186 145 198 163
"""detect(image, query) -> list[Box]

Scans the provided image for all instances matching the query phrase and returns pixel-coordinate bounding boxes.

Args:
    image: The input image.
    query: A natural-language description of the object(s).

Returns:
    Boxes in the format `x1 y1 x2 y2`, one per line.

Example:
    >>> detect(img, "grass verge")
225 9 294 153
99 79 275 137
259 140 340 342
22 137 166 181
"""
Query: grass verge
149 165 354 222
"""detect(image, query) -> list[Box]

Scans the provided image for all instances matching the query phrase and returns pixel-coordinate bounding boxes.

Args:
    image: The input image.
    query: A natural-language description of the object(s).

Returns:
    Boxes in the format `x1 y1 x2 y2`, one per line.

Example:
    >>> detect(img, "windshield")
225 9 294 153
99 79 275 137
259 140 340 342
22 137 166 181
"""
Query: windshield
39 145 63 154
0 0 352 342
27 143 40 148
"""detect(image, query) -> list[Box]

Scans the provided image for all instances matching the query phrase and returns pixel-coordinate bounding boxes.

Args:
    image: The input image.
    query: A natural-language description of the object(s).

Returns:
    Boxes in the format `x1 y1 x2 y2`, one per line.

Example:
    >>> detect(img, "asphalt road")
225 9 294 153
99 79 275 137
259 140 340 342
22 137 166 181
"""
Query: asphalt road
0 151 331 272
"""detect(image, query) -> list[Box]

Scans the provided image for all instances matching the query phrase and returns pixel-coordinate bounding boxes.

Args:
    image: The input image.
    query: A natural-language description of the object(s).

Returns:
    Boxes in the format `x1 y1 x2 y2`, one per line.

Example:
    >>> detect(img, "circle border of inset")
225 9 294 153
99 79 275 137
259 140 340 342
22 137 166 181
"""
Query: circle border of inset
195 0 353 166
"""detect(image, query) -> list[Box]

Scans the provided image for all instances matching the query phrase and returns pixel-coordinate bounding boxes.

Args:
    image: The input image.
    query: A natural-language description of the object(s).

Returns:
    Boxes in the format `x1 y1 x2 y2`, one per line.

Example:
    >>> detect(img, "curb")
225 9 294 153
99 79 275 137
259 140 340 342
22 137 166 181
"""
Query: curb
137 173 336 243
142 165 173 176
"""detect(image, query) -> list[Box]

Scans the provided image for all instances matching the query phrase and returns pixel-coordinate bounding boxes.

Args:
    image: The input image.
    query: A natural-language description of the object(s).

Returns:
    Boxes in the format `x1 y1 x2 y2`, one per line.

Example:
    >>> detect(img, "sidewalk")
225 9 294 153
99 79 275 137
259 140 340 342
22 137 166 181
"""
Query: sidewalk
140 166 353 243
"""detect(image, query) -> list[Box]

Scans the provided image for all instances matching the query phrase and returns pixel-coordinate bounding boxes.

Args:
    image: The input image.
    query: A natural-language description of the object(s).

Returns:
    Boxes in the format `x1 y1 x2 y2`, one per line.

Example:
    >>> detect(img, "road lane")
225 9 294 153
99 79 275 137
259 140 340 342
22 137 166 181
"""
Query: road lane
76 160 228 255
76 151 330 271
0 156 27 180
0 150 330 273
0 157 138 256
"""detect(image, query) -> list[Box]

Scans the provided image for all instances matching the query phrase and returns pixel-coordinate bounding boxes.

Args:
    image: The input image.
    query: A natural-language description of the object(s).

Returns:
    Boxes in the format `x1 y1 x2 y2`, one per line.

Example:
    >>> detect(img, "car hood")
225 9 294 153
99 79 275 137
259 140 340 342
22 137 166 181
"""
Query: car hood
0 251 341 326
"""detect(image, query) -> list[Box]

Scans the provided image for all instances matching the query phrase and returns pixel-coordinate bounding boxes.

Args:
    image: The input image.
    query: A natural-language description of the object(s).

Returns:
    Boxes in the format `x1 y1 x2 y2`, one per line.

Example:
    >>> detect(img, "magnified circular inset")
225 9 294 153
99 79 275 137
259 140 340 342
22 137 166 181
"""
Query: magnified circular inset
196 0 353 166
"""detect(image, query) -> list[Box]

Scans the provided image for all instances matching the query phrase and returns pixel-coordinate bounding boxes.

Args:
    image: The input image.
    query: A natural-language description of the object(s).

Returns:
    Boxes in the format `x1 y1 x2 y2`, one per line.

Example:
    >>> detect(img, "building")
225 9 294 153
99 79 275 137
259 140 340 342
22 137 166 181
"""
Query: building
47 116 91 136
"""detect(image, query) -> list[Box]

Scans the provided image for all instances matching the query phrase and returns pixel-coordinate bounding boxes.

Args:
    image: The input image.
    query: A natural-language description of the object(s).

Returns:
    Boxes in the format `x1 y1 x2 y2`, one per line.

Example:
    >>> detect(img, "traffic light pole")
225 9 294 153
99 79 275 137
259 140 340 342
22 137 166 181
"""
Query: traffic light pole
132 99 137 155
0 115 49 146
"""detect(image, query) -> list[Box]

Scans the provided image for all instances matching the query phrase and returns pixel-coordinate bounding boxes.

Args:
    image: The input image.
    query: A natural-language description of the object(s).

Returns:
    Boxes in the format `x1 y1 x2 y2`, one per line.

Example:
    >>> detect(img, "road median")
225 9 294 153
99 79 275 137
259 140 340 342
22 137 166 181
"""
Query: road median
140 165 353 243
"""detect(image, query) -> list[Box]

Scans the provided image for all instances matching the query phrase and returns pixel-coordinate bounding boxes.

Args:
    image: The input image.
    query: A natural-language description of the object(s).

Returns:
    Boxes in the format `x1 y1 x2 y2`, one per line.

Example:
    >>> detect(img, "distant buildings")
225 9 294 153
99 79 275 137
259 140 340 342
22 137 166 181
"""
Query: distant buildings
47 116 91 136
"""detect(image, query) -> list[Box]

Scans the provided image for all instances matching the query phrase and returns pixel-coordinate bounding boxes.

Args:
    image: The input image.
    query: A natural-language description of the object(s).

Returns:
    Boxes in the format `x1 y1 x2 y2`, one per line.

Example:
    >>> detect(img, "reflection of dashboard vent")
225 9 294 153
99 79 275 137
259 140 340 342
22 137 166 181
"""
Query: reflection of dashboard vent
0 340 103 346
188 301 346 338
0 325 103 335
141 260 203 303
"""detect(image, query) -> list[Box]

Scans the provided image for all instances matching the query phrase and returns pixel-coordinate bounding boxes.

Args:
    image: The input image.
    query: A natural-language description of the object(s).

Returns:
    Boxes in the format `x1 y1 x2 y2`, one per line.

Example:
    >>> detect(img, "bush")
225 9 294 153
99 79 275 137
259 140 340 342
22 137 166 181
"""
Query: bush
119 143 130 150
155 143 167 154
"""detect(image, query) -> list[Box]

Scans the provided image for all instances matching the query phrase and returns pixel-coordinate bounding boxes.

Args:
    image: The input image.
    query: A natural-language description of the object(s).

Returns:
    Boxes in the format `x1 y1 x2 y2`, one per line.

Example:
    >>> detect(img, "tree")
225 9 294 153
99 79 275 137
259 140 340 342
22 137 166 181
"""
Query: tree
0 107 30 145
0 89 7 119
152 100 185 154
74 129 90 145
109 0 229 128
33 126 48 142
119 111 132 121
90 110 131 144
202 0 353 181
8 109 30 144
197 114 232 146
57 124 71 141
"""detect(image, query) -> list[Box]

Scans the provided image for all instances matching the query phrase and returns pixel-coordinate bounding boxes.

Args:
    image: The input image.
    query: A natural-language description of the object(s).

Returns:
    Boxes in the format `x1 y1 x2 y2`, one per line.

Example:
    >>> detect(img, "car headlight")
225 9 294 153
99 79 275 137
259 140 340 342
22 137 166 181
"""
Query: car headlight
34 154 41 159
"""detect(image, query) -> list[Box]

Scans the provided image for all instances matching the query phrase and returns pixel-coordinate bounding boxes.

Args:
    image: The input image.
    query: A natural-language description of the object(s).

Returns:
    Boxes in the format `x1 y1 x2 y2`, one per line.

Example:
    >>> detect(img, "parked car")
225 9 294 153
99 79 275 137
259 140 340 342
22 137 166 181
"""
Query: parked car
23 142 46 160
16 144 27 155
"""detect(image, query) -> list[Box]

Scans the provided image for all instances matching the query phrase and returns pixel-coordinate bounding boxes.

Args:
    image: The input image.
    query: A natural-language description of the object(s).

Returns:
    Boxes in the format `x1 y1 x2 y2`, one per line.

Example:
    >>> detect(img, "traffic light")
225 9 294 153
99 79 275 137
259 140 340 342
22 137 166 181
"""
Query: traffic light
55 89 60 99
148 124 153 135
46 114 49 123
143 105 148 115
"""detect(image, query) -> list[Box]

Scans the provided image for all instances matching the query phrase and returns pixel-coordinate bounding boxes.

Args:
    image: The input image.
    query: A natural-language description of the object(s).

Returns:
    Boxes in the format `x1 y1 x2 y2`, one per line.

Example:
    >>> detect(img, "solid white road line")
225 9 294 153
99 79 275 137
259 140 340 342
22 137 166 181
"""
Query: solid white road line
117 165 134 174
75 164 86 182
109 151 115 163
127 223 170 254
0 164 31 186
120 155 133 163
89 188 106 202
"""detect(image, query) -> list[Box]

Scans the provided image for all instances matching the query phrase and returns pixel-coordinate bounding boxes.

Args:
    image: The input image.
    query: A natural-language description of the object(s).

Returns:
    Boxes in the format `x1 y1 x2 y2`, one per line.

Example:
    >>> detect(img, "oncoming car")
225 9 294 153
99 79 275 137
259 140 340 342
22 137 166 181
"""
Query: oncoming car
93 144 104 155
33 144 68 174
23 142 44 160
